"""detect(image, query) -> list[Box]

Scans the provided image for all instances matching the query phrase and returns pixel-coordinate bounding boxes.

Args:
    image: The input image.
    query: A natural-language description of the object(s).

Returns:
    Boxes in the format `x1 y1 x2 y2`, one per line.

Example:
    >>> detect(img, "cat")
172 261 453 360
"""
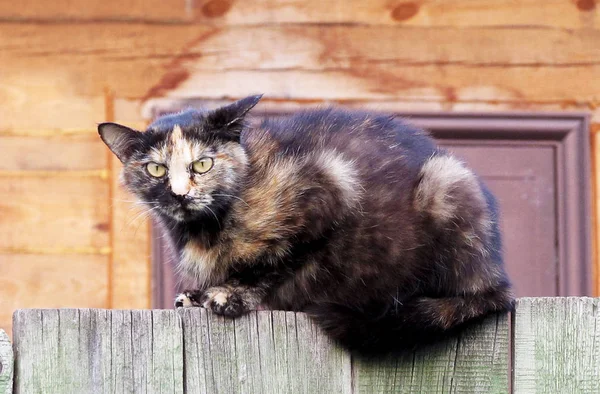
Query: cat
98 95 514 355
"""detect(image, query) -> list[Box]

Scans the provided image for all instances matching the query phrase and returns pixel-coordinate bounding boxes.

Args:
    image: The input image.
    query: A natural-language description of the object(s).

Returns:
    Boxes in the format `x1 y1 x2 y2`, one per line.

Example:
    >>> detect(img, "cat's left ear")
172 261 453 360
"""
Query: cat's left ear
206 94 263 141
98 122 143 163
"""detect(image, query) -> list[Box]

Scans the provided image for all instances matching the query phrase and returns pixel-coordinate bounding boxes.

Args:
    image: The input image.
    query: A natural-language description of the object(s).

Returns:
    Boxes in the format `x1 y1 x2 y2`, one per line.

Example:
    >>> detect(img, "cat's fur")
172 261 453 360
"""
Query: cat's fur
99 95 514 355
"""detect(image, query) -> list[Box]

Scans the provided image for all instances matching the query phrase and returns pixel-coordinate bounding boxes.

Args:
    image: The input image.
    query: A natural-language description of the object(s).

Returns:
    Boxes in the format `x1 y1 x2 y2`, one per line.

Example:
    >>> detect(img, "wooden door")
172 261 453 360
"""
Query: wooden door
440 142 557 296
413 113 591 297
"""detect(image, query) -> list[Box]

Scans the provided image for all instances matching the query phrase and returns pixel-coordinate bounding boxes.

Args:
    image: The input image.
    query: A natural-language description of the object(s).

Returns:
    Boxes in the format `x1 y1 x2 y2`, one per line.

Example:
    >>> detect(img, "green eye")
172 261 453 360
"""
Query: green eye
192 158 214 174
146 162 167 178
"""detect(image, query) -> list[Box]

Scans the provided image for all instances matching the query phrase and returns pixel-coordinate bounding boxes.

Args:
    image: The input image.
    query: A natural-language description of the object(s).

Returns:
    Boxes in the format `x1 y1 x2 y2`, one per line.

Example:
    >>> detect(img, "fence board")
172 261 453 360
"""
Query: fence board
0 329 12 394
12 309 184 394
180 309 352 394
11 301 600 393
514 297 600 394
353 313 509 394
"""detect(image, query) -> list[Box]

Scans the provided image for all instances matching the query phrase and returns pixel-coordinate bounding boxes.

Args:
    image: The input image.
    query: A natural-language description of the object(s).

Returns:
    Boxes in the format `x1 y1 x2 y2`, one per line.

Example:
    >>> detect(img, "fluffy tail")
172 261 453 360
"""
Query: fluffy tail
306 287 514 355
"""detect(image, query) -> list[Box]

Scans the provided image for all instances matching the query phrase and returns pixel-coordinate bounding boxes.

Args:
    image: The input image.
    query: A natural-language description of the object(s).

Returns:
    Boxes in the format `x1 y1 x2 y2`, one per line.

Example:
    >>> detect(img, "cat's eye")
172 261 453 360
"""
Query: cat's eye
192 158 214 174
146 162 167 178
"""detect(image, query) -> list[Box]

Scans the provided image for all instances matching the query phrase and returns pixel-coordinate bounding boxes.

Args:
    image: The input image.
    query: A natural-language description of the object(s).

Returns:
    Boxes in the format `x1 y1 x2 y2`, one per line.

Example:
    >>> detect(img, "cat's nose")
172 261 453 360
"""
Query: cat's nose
170 180 191 196
169 171 191 196
170 191 188 202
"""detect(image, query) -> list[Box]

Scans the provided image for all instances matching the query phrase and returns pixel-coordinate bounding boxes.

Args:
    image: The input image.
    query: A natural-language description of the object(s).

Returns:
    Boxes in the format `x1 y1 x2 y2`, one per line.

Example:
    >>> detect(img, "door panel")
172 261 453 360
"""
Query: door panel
441 143 557 296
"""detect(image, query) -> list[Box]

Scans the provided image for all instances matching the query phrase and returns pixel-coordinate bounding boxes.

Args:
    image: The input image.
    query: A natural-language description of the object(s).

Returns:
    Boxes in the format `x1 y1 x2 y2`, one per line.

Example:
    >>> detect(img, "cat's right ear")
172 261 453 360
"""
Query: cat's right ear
205 94 263 141
98 122 143 163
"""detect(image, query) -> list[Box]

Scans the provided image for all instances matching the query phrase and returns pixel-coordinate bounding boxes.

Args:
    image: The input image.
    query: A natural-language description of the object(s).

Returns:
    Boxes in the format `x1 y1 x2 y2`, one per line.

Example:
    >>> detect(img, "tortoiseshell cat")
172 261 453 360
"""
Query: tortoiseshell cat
99 95 514 354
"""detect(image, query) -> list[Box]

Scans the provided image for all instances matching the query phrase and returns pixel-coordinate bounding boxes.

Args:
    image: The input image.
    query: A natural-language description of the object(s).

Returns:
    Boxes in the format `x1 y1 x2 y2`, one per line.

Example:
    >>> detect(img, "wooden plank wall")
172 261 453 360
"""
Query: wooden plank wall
1 0 599 334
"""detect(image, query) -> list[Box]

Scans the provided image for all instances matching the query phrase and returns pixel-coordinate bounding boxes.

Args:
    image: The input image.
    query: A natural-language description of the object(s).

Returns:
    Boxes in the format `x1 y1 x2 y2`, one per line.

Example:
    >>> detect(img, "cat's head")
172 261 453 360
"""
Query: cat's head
98 95 262 222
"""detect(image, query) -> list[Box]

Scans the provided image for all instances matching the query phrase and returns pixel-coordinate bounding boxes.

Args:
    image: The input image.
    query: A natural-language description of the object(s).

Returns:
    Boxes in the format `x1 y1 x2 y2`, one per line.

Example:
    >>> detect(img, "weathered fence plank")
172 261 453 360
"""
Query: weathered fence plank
514 297 600 394
180 308 352 394
12 300 600 393
353 313 509 394
0 329 13 394
12 309 184 394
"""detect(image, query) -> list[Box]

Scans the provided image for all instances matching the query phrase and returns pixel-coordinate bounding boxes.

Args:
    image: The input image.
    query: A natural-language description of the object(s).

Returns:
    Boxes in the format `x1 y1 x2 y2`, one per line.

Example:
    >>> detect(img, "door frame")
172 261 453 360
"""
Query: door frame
400 112 591 296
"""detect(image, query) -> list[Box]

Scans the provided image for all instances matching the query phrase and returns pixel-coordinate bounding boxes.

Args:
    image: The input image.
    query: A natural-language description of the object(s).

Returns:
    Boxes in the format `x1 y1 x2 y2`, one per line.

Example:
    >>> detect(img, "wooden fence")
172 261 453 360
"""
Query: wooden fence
0 297 598 393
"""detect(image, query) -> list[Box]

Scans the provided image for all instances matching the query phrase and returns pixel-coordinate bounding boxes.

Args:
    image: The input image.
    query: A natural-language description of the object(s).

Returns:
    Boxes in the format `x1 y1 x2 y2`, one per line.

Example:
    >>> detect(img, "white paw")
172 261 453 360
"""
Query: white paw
202 289 229 308
174 292 194 308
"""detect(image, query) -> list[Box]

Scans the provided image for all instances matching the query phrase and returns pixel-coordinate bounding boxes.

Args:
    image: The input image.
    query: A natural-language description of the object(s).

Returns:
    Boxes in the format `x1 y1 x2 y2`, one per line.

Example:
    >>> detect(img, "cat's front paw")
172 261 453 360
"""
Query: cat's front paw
202 287 245 318
174 291 202 308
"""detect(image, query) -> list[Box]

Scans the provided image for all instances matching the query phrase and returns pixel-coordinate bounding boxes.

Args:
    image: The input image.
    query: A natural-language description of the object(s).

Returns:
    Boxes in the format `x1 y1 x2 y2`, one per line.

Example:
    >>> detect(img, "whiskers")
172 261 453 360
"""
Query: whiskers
130 207 160 236
203 205 222 231
211 193 249 207
115 193 227 234
115 199 162 236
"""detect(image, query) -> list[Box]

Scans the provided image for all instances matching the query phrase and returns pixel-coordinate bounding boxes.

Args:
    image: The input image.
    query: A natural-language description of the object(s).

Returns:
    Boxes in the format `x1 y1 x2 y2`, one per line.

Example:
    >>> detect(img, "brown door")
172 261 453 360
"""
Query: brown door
412 113 591 297
440 142 557 296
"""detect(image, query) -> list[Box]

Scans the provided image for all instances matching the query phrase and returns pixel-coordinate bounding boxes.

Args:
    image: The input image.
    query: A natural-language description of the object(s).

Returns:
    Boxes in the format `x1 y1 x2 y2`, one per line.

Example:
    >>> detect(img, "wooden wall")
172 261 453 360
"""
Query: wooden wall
1 0 599 335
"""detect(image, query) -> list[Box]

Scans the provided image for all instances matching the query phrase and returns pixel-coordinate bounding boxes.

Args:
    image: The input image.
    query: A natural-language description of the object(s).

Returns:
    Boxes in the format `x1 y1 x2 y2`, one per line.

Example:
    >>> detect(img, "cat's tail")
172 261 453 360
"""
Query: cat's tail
305 286 514 355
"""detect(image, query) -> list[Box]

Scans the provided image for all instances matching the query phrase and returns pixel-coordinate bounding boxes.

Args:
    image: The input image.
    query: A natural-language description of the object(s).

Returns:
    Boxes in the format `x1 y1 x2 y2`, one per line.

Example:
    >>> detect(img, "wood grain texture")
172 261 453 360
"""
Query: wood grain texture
590 122 600 296
106 88 152 310
0 0 598 28
0 86 104 131
4 24 600 68
0 329 12 394
109 157 152 309
12 309 184 394
0 0 190 23
2 23 600 104
11 308 516 393
180 308 352 394
165 66 600 104
0 176 109 251
514 297 600 394
353 313 509 393
0 254 108 338
0 134 106 171
593 125 600 296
